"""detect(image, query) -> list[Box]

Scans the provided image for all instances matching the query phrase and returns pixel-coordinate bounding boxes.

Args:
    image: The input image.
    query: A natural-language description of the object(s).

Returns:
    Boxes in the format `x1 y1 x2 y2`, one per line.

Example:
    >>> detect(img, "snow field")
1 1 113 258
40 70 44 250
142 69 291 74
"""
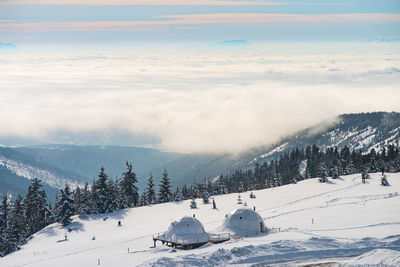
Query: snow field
1 172 399 266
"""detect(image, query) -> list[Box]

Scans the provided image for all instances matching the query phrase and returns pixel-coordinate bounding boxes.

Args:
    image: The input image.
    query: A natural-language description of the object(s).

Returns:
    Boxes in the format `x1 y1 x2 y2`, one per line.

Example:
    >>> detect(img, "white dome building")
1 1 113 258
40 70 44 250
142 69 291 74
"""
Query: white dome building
222 208 267 235
158 216 209 248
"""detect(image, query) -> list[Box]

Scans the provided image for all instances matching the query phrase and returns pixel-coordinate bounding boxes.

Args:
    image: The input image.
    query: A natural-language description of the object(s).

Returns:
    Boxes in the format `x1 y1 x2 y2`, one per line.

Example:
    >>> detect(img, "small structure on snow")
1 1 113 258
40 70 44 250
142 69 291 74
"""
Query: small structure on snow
381 174 390 186
153 216 230 249
237 194 243 204
222 208 267 236
190 198 197 209
153 216 208 249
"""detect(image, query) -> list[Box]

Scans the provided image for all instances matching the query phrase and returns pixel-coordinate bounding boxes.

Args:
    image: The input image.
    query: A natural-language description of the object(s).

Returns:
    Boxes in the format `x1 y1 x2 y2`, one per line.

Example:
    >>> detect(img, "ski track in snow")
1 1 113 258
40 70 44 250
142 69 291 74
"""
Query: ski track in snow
304 222 400 233
258 176 362 214
263 191 399 220
14 233 155 267
204 177 365 226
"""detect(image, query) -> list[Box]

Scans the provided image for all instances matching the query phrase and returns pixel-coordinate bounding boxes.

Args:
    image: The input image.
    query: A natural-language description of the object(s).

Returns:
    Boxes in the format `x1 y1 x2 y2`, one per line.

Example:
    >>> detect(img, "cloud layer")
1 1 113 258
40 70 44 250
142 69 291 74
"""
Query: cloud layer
0 48 399 153
1 13 399 32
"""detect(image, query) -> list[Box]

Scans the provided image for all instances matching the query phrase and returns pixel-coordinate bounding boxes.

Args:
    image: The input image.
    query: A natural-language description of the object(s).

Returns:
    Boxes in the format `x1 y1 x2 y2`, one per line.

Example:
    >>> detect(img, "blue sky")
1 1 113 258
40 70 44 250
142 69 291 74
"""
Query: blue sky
0 0 399 48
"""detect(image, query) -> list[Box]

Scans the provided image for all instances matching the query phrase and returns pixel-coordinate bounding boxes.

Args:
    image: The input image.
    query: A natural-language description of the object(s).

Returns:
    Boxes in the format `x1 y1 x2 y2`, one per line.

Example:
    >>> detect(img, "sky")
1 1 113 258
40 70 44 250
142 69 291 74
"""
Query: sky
1 0 400 45
0 0 400 153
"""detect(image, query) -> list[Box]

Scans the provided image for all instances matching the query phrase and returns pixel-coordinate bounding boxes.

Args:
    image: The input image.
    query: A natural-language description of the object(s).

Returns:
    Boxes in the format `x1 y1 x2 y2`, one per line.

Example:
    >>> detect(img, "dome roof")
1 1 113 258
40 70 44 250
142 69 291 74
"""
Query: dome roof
164 216 207 240
223 208 267 234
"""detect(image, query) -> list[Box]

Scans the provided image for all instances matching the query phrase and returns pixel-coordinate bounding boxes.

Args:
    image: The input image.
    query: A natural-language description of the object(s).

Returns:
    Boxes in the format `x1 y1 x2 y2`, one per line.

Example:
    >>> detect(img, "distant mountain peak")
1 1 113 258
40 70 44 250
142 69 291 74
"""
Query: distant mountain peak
207 39 250 48
0 42 16 49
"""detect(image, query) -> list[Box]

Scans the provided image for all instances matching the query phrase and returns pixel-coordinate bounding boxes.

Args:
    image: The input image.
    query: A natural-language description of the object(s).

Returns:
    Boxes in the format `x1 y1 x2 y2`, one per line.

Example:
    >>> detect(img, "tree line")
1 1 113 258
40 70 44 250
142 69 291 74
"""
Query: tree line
1 144 399 256
215 144 400 193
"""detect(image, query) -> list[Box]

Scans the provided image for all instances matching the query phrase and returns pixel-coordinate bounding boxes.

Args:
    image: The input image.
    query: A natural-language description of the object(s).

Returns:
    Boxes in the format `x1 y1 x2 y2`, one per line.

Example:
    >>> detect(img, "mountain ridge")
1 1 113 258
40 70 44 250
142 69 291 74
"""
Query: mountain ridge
158 112 400 186
0 112 399 197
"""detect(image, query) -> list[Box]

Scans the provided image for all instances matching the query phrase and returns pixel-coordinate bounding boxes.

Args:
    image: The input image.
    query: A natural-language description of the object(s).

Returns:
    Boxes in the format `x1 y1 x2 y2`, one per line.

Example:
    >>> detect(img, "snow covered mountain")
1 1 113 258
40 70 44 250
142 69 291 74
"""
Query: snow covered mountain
0 147 82 200
0 145 181 199
1 172 399 266
158 112 400 186
248 112 400 166
1 112 399 195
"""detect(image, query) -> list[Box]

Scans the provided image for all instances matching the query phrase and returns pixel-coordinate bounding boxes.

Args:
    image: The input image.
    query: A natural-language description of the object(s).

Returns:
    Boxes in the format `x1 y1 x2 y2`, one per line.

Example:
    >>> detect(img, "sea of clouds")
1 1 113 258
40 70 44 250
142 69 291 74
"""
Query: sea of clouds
1 47 399 153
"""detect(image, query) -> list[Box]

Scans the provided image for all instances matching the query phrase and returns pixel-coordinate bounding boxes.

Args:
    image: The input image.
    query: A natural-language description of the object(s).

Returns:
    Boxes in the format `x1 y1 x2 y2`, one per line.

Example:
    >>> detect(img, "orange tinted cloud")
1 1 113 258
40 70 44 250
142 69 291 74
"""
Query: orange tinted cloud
1 13 399 32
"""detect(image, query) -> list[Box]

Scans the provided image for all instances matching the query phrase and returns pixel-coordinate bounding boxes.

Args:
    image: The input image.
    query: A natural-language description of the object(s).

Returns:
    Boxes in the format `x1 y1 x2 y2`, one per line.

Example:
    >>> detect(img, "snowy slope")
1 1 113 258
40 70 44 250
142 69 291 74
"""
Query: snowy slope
0 156 79 189
1 173 400 266
248 112 400 166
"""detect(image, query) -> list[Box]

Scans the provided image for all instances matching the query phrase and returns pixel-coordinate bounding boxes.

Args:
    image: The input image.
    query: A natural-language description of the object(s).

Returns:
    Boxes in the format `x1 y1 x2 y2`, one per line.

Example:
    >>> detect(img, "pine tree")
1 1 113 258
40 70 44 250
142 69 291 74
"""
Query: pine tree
1 195 26 255
202 189 209 204
190 180 200 199
145 174 157 204
158 169 172 203
388 162 397 173
93 166 111 213
8 196 26 246
318 162 329 183
331 164 339 179
44 201 54 226
139 191 148 206
0 195 9 234
344 160 356 175
237 181 245 192
174 187 183 202
216 175 228 194
105 180 118 213
395 156 400 172
0 195 10 256
265 177 272 188
181 184 189 199
79 182 92 215
271 165 281 187
24 178 49 236
55 184 75 226
119 162 139 208
206 179 214 195
73 187 82 215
